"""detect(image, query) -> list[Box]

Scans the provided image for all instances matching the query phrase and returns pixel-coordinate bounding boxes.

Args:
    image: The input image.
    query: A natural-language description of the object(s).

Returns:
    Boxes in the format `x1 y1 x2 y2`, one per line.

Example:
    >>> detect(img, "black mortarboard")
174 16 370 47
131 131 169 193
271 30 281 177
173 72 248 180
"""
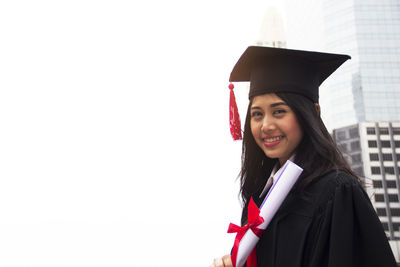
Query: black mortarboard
230 46 350 103
228 46 350 140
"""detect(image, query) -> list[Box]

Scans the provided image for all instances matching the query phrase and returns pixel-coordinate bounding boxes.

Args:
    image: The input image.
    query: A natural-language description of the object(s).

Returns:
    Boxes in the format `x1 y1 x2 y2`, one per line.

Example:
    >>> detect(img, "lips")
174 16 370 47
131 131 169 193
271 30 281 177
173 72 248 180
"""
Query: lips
263 136 283 147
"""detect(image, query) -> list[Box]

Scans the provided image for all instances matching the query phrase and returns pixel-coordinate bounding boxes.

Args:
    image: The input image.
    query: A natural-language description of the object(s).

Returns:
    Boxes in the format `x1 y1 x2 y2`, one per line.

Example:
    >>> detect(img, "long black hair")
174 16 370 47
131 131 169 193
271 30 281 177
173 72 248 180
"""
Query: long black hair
239 92 358 208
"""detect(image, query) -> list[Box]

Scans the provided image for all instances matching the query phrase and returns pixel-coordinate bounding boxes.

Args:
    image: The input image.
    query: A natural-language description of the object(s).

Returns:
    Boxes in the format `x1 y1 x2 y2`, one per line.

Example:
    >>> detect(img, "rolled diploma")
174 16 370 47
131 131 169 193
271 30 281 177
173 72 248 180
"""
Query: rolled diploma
235 160 303 267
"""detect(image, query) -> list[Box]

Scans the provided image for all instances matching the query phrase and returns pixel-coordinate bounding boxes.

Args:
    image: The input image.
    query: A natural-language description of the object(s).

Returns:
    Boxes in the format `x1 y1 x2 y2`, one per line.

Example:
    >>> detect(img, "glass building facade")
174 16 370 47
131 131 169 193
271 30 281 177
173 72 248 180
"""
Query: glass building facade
284 0 400 131
320 0 400 131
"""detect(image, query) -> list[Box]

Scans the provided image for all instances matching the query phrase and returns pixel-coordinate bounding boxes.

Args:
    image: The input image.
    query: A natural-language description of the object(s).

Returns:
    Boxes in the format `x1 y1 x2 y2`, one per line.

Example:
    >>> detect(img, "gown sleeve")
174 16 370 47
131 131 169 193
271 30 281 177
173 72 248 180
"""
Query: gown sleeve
309 176 397 267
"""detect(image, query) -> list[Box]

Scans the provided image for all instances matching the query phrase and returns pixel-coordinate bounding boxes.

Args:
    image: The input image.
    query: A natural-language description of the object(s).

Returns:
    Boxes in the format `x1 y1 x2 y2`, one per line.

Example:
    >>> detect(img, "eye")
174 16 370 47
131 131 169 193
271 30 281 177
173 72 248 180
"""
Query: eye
251 111 263 118
273 109 287 115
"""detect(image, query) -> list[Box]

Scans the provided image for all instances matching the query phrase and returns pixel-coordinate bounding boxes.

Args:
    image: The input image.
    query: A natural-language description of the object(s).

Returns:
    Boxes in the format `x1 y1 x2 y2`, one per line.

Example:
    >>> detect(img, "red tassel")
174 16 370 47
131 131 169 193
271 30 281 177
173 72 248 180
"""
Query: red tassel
229 83 242 140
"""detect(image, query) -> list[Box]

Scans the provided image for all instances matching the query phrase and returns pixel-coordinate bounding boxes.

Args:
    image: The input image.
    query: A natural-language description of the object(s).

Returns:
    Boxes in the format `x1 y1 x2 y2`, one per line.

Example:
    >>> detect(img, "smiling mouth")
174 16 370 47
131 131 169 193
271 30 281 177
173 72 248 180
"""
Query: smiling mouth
263 136 284 143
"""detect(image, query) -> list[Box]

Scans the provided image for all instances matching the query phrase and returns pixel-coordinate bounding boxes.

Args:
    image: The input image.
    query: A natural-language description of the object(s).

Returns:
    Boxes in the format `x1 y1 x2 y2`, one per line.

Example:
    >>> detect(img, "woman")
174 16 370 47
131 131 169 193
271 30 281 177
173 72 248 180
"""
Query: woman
211 46 397 267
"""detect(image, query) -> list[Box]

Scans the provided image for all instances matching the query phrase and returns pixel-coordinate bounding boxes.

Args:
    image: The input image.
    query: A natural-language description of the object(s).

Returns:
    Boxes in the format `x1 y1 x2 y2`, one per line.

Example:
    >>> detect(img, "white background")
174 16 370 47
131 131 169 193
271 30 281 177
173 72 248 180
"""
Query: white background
0 0 287 266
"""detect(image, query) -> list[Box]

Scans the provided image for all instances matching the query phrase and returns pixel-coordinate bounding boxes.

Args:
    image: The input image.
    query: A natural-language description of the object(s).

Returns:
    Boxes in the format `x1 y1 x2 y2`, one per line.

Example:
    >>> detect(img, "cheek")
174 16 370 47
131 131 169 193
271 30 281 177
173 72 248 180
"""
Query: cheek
287 119 303 143
250 121 260 139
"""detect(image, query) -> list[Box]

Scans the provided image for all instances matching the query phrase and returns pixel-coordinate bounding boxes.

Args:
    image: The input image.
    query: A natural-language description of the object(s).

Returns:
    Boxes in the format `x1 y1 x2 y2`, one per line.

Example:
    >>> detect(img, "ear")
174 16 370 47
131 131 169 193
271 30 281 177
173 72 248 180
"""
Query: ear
314 103 321 115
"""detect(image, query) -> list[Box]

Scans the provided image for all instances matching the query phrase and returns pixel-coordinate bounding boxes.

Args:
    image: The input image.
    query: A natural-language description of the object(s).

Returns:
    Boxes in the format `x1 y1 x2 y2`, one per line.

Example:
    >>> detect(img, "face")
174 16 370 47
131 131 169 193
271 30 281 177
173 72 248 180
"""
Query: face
250 93 303 166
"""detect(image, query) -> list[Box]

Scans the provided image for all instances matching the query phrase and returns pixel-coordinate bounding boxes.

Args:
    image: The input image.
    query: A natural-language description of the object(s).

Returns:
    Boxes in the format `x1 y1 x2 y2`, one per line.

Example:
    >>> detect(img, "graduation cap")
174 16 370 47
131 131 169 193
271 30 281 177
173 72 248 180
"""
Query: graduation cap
228 46 350 140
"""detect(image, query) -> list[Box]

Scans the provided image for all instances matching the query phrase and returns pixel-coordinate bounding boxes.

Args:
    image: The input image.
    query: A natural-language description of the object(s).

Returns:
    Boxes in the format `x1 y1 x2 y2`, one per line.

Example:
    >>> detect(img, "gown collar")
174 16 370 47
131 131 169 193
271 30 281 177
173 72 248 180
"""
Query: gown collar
259 154 296 198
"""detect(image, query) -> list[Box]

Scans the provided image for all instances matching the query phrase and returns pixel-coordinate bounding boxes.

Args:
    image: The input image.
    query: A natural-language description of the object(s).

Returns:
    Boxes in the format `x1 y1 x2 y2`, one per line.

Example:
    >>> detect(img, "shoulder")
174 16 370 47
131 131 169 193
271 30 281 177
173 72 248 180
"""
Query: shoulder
306 170 366 211
308 170 361 192
302 172 397 267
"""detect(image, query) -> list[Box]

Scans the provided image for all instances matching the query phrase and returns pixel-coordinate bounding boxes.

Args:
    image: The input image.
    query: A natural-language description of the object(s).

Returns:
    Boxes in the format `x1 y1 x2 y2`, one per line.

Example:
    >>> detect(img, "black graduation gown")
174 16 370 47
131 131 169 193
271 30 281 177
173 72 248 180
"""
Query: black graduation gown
242 171 397 267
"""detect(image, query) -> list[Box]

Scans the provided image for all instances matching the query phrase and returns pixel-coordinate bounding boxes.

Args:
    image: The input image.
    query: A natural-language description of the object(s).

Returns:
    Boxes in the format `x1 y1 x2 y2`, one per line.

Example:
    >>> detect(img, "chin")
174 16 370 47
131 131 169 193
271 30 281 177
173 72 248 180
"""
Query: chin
263 151 282 160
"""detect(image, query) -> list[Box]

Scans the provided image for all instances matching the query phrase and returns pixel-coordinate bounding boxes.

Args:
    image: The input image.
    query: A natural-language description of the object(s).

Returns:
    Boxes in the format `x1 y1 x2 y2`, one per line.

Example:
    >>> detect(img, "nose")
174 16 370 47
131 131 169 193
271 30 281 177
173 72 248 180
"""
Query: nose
261 116 276 133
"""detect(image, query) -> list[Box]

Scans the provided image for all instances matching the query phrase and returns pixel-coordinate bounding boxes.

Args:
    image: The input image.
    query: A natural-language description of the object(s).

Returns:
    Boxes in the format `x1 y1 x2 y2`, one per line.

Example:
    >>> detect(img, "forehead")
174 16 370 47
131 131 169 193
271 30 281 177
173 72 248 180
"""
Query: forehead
251 93 286 107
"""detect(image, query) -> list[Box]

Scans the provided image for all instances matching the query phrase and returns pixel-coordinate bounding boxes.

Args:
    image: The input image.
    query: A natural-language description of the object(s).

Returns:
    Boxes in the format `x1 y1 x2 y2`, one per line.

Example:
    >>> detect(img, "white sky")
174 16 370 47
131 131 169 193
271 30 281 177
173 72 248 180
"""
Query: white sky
0 0 287 266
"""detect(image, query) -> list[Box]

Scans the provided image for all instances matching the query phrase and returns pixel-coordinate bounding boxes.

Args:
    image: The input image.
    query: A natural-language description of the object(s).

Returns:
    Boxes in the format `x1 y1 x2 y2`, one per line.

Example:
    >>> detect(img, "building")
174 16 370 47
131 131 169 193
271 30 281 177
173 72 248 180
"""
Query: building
319 2 400 258
320 0 400 131
283 0 400 131
333 121 400 260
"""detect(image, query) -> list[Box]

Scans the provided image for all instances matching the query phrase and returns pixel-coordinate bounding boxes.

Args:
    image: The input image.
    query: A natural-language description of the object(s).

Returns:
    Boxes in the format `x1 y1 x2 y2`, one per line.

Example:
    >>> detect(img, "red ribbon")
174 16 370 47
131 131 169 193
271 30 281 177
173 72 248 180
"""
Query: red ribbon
228 197 264 267
229 83 242 141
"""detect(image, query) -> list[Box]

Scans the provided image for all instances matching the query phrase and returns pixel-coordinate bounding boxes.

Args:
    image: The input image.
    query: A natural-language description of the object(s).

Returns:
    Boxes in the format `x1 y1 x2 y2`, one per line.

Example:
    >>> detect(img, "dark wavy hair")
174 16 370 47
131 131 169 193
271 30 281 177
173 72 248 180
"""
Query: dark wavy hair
239 92 358 209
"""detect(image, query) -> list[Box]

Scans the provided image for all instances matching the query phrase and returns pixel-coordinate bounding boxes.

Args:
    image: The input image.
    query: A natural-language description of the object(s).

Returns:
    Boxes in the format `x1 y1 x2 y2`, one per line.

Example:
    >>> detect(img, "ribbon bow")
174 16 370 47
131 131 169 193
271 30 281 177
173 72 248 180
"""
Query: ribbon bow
228 197 264 267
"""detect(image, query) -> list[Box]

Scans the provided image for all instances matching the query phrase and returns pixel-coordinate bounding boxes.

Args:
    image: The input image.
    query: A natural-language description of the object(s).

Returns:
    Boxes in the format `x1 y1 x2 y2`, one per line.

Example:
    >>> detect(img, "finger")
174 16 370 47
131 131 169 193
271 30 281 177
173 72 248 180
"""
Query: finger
222 255 233 267
214 257 224 267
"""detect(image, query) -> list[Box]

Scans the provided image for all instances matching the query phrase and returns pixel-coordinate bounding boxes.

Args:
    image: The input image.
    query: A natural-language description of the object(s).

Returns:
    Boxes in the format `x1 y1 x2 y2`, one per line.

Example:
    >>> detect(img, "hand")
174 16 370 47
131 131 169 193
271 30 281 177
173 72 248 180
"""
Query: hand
210 254 233 267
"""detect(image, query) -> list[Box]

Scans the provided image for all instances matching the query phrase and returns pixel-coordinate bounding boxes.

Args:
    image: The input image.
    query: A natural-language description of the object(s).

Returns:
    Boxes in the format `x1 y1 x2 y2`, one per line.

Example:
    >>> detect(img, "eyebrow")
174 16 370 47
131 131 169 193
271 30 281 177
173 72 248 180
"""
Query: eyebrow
251 102 287 109
270 102 287 108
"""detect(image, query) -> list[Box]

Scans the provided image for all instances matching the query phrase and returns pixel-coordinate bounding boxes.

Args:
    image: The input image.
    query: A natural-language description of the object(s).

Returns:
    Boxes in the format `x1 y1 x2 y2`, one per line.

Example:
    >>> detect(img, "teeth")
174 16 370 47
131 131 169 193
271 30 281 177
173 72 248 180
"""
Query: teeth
264 136 283 142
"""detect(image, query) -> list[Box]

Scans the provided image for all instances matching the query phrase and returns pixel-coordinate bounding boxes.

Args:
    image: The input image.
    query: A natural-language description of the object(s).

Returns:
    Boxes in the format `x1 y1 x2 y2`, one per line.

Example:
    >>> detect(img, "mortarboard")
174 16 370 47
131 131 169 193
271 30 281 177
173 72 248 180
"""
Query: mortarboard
228 46 351 140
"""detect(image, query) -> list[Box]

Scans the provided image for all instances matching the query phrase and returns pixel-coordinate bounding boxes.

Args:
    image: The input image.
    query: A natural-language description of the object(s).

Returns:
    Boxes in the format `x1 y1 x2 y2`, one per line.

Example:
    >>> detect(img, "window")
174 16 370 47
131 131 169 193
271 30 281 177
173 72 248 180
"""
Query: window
387 181 397 188
388 194 399 202
351 154 361 163
382 223 389 231
393 128 400 135
370 153 379 161
349 127 359 138
381 141 391 148
373 180 383 188
377 208 387 216
395 141 400 148
336 131 346 141
375 194 385 202
371 167 381 174
392 223 400 232
368 140 378 148
391 209 400 216
379 128 389 135
367 127 376 135
384 167 395 174
382 154 393 161
338 143 348 152
351 141 360 150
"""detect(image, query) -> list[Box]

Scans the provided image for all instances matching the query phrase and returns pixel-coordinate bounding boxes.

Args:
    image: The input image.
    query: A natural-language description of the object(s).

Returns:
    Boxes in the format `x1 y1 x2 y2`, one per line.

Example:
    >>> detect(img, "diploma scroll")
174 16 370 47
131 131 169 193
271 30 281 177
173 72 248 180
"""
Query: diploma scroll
229 160 303 267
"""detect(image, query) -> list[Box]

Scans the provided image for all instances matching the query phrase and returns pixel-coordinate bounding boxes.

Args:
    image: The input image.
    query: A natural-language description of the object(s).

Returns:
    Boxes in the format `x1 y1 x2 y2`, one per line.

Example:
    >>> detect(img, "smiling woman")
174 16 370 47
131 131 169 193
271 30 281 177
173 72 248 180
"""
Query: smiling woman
250 94 303 166
211 46 397 267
